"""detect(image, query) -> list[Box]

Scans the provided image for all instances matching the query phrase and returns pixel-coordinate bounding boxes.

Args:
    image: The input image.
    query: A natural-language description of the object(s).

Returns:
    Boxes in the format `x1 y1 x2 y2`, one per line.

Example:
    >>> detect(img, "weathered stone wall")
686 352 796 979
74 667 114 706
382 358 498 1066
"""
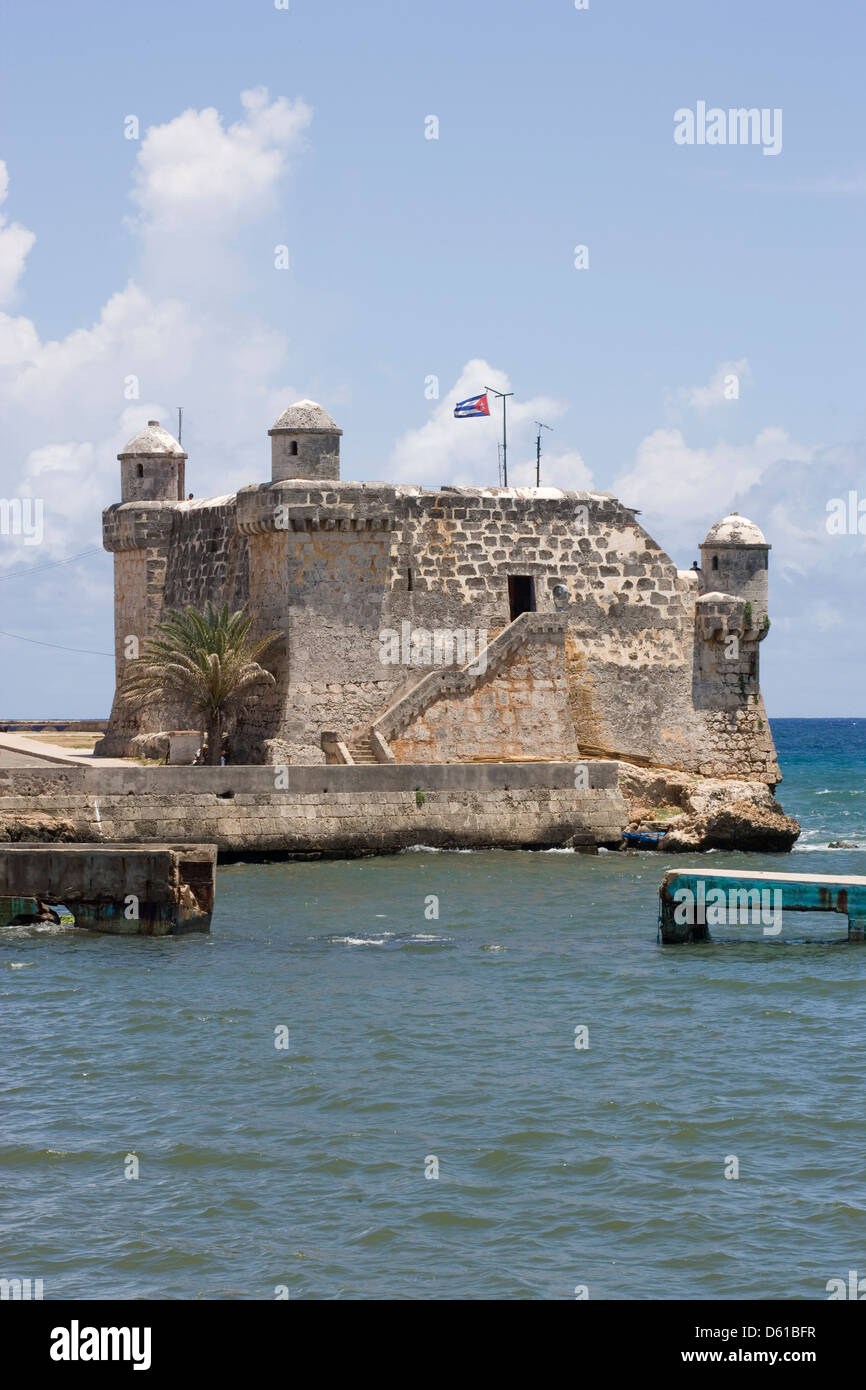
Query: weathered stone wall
387 620 578 764
0 763 625 853
700 543 769 631
691 593 779 779
233 481 703 764
163 499 249 611
271 431 341 482
100 475 782 784
100 498 250 753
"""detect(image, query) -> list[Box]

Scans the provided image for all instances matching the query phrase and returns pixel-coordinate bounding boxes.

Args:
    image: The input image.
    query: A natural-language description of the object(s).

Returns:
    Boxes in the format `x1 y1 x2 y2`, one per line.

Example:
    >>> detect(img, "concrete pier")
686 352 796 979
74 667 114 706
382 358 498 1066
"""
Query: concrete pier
0 843 217 934
659 868 866 944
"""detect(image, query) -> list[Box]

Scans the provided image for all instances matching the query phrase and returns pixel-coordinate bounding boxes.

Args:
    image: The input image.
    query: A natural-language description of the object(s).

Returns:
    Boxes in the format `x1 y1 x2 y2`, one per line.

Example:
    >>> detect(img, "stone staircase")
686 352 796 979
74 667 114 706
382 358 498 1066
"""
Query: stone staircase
333 612 567 764
346 738 378 765
370 610 568 751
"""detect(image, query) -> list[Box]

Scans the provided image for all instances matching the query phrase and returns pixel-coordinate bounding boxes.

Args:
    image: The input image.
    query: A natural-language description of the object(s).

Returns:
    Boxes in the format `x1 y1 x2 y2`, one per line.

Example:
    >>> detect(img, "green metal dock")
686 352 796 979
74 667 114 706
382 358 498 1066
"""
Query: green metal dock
659 868 866 944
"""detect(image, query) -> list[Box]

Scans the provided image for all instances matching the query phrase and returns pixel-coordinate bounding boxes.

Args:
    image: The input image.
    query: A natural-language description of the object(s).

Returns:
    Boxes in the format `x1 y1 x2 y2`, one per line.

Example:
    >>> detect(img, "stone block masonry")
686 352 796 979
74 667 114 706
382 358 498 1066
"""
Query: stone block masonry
98 405 784 802
0 763 626 855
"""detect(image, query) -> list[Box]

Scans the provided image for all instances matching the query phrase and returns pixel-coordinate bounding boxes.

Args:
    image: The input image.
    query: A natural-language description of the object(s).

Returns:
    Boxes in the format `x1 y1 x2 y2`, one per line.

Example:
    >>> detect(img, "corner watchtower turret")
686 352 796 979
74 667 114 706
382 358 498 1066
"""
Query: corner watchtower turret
699 512 770 632
269 399 342 482
118 420 187 502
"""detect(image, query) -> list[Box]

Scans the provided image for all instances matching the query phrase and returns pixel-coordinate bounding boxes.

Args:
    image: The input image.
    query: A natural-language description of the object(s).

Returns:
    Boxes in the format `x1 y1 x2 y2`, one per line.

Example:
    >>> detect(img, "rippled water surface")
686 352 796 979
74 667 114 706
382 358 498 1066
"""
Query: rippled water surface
1 719 865 1299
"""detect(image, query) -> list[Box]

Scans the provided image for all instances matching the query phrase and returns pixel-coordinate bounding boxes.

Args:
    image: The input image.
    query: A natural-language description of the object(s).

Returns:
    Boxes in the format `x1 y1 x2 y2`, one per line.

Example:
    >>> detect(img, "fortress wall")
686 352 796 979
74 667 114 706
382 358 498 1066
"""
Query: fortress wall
238 521 401 761
100 480 781 782
101 501 249 753
387 491 650 631
112 548 148 692
163 502 249 611
700 703 779 780
380 491 730 772
691 617 779 779
390 633 579 764
565 607 779 782
0 762 626 853
102 505 177 748
237 485 700 761
283 525 394 676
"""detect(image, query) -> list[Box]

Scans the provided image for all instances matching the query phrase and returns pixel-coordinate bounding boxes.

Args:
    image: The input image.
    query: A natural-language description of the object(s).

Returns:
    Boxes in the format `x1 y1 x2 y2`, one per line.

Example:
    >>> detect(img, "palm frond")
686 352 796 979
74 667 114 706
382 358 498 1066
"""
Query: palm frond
119 603 281 737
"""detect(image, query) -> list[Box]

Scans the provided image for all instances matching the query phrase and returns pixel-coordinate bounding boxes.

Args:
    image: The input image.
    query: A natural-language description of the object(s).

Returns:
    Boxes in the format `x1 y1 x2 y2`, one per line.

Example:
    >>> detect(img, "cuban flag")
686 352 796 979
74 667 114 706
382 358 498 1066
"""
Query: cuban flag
453 392 490 419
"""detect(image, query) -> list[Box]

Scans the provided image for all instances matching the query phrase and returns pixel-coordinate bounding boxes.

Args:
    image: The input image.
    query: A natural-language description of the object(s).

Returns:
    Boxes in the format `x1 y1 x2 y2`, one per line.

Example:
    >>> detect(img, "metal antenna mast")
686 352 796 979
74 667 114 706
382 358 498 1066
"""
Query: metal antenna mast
534 421 552 487
485 386 514 486
177 406 183 445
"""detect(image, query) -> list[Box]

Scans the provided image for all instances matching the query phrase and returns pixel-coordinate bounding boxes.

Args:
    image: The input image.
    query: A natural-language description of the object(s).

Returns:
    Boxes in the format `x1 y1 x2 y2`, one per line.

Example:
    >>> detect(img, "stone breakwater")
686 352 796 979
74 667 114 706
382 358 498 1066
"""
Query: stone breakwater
0 762 798 856
0 763 625 855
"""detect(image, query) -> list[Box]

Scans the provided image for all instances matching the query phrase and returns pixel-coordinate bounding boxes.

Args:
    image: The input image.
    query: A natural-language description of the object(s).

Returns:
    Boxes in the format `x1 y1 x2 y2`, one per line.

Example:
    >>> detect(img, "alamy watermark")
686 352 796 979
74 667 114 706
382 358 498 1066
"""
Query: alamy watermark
826 491 866 535
672 884 782 935
0 1276 43 1299
50 1323 151 1370
378 621 488 674
0 497 44 546
826 1269 866 1299
674 102 782 157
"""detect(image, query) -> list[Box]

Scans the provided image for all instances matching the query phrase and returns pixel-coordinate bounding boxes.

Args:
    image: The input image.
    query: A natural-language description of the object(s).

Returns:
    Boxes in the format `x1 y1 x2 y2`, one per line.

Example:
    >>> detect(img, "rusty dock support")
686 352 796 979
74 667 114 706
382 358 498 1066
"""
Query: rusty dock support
659 868 866 944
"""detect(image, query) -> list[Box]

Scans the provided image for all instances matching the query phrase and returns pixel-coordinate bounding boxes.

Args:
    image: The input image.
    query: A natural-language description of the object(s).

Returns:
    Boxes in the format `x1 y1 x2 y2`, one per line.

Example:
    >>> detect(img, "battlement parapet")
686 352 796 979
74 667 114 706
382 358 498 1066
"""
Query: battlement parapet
234 479 634 536
695 592 746 641
695 592 765 645
236 482 398 534
102 501 177 552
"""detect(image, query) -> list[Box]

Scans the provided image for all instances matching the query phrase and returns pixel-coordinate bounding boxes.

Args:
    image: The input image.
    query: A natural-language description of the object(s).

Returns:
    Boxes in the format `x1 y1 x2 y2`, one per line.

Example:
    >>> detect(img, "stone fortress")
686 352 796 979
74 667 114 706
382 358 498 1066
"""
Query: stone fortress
97 401 784 800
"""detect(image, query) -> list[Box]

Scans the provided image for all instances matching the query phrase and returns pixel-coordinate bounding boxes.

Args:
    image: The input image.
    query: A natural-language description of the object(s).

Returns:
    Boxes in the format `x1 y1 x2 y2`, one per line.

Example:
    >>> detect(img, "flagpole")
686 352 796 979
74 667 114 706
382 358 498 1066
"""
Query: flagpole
485 387 514 486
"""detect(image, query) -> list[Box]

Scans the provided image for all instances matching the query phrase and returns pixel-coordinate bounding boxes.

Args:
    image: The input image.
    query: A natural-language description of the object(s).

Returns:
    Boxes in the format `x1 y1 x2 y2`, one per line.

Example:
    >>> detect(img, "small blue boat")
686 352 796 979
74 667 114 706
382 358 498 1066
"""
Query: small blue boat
622 830 667 849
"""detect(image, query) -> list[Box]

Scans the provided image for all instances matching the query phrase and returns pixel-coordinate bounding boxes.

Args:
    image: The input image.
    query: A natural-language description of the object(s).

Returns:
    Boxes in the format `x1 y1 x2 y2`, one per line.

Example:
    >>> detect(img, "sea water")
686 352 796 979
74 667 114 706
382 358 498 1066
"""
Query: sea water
1 719 864 1299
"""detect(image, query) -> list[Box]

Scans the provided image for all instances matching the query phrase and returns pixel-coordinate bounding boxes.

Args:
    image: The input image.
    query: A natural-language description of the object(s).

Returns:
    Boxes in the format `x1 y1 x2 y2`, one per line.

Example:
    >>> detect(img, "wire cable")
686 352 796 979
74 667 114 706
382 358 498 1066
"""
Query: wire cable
0 546 103 583
0 628 112 657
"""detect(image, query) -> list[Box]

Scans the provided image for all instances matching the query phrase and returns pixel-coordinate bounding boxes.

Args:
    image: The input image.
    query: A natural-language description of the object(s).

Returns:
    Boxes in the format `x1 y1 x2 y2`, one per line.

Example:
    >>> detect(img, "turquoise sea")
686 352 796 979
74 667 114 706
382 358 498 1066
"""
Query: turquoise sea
1 718 865 1300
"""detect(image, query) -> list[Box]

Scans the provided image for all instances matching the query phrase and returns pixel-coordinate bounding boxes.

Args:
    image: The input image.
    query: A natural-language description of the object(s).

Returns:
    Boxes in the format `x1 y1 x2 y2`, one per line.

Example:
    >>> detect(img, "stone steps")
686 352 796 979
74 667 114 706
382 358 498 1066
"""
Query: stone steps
347 743 377 764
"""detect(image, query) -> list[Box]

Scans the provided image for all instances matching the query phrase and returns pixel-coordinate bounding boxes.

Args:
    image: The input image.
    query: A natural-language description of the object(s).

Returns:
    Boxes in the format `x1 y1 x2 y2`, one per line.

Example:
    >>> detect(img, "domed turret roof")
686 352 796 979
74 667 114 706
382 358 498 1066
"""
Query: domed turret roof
702 512 767 546
270 399 342 433
118 420 186 458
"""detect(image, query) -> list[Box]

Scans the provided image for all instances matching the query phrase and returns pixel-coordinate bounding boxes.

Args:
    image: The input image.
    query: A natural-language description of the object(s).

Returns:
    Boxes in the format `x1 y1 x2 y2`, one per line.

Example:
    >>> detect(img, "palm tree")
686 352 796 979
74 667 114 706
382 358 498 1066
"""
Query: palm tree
121 603 280 765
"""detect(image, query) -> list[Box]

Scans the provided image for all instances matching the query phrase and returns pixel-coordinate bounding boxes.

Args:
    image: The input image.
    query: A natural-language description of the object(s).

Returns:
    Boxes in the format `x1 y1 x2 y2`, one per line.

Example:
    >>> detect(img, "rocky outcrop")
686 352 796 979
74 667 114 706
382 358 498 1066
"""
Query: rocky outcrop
0 814 78 843
617 762 800 852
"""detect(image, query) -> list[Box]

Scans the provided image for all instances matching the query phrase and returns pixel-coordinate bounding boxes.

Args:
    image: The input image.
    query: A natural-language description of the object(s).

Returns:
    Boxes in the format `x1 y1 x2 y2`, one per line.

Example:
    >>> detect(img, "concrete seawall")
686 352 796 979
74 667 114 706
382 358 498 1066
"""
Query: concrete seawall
0 842 216 933
0 762 626 855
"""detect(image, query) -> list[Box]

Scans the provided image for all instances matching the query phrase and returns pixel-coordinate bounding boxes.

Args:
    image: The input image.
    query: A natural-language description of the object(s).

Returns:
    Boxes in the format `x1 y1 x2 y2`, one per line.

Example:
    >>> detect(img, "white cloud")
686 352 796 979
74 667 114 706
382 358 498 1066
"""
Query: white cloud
128 87 311 300
0 89 311 577
613 424 811 543
0 162 36 308
388 358 593 490
806 601 844 631
667 357 751 413
130 87 310 235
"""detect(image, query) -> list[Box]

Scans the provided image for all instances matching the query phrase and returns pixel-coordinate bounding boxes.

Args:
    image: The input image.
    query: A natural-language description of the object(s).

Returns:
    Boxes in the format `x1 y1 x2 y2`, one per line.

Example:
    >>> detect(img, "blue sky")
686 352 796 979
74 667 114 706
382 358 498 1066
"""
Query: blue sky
0 0 864 717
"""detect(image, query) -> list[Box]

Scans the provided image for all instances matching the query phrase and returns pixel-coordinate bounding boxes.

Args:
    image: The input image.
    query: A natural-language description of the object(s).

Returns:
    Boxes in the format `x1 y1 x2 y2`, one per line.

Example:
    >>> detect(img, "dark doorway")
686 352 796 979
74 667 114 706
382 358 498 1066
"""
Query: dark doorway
508 575 536 621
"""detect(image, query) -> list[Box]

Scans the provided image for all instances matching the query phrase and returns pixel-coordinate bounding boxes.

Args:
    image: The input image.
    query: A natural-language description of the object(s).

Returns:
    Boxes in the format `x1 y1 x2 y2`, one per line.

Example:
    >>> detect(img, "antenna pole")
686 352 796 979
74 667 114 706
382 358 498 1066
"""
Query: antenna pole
485 387 515 486
177 406 183 445
534 421 552 487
